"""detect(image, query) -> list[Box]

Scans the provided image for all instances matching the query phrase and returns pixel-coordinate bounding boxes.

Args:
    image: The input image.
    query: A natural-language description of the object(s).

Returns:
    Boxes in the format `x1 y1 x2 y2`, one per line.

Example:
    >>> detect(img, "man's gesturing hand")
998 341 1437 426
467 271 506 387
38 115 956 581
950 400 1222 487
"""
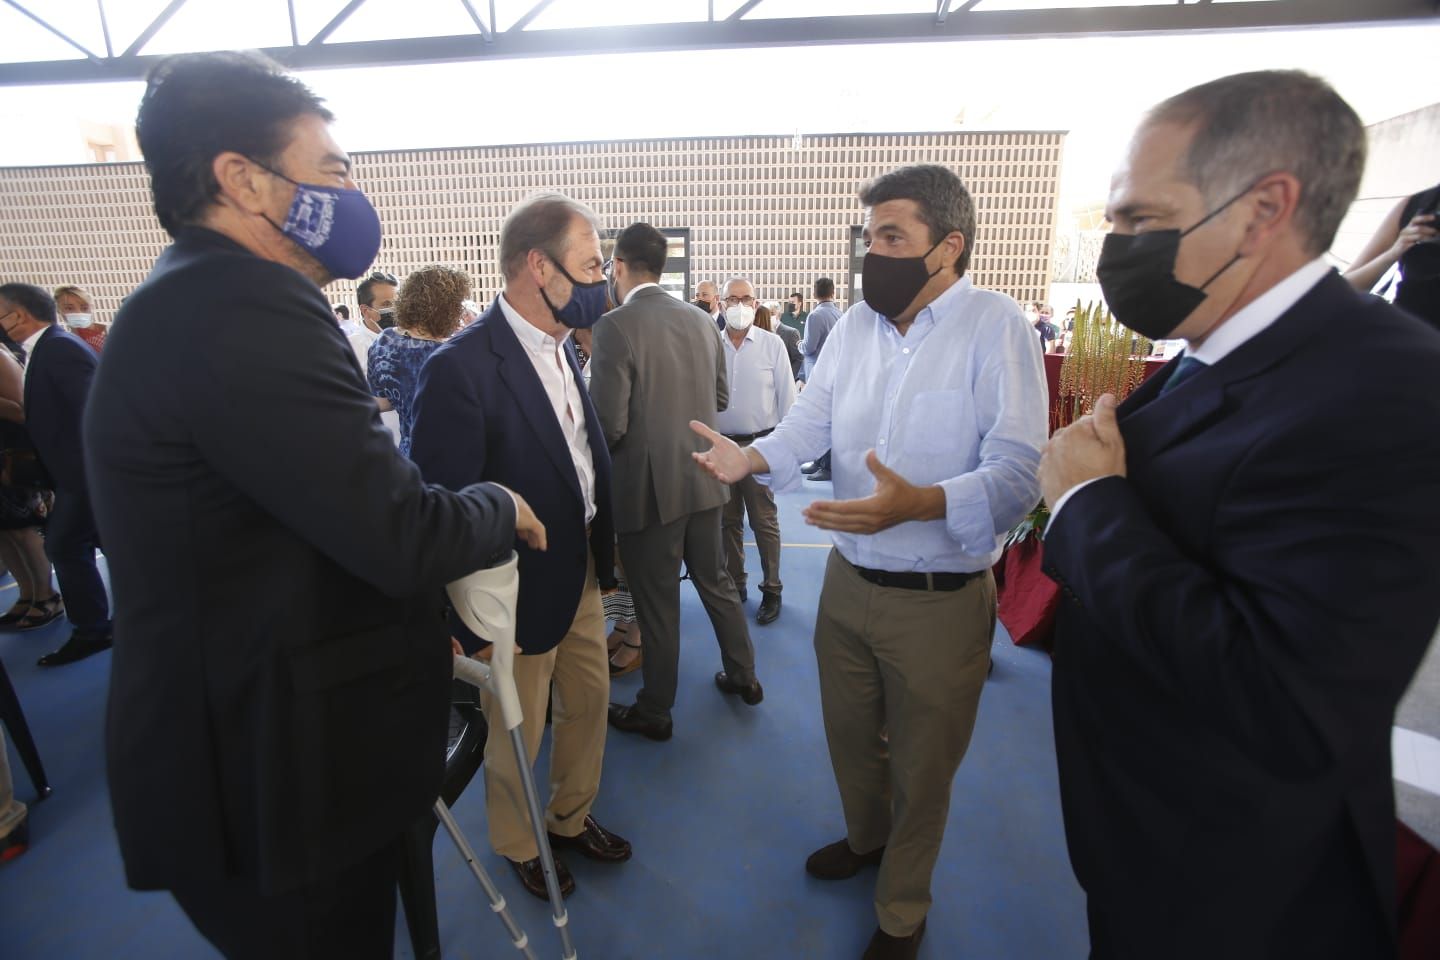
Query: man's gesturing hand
690 420 754 484
803 450 945 534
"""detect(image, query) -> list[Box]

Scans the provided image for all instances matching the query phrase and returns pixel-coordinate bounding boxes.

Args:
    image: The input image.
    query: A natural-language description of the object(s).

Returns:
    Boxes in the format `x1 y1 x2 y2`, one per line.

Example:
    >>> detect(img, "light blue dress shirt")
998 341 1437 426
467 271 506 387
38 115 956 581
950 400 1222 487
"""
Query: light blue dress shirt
752 276 1047 573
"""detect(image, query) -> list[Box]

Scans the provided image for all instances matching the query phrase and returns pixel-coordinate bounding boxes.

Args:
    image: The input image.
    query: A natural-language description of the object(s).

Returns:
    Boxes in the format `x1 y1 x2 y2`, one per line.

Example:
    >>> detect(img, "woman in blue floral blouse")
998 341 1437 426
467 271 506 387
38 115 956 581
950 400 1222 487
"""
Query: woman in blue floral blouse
367 265 471 457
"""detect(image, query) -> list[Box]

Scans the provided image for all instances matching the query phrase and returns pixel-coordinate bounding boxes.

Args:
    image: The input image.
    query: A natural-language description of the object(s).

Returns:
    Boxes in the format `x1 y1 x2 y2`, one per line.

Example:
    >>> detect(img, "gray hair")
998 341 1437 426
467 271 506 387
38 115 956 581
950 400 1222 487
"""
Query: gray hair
1145 70 1365 256
859 164 977 276
499 192 601 281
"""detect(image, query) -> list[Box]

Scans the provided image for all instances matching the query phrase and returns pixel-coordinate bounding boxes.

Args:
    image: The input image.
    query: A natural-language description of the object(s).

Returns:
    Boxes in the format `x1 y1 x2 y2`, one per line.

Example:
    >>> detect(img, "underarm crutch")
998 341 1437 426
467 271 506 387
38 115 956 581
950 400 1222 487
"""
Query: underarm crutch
445 552 578 960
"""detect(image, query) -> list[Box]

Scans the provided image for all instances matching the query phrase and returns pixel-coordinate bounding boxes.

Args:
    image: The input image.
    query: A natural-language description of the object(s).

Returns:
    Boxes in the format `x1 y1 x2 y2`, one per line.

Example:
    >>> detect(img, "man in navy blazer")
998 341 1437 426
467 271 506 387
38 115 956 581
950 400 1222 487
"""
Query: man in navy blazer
1040 71 1440 959
410 193 629 902
0 283 111 666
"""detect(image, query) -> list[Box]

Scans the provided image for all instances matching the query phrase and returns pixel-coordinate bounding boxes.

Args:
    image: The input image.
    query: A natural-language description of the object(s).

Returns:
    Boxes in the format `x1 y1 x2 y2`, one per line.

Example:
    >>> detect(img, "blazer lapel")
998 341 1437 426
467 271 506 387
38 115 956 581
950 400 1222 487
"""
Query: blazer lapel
1121 270 1352 462
487 302 584 499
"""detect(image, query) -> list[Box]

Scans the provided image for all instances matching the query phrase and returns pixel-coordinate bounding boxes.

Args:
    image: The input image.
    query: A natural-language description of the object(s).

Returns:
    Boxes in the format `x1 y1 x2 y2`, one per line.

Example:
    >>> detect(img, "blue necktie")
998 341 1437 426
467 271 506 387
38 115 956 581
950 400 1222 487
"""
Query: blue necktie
1159 355 1208 396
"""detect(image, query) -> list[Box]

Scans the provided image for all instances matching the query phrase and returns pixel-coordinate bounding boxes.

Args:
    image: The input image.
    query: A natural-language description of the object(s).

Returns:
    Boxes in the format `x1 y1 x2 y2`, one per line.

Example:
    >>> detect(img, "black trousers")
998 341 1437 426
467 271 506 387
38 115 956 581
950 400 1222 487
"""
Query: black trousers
170 836 402 959
44 488 110 635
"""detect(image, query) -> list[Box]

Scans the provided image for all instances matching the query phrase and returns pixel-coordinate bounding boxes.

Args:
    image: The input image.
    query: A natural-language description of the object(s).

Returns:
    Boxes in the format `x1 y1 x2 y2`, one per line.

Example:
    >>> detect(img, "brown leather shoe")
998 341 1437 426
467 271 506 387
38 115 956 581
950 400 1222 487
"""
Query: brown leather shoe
548 815 632 863
714 671 763 705
862 919 926 960
805 838 885 880
506 854 575 901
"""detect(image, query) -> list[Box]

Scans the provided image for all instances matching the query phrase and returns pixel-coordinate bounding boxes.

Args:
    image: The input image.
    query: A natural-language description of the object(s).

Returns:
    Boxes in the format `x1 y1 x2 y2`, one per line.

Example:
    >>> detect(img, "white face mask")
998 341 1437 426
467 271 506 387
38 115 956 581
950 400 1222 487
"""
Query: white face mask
725 304 754 331
64 312 94 329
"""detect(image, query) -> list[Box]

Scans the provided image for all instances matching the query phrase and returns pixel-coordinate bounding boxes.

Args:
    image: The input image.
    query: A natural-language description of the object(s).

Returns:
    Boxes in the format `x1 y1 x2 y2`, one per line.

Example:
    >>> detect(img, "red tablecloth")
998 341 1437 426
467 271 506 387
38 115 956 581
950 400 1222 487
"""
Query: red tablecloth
1043 353 1167 433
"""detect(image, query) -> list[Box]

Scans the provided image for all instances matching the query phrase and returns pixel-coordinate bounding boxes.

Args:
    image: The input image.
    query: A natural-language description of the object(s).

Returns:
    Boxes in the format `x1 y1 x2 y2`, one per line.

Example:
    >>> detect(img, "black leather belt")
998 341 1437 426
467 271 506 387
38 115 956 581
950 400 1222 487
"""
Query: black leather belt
723 427 774 444
849 559 984 592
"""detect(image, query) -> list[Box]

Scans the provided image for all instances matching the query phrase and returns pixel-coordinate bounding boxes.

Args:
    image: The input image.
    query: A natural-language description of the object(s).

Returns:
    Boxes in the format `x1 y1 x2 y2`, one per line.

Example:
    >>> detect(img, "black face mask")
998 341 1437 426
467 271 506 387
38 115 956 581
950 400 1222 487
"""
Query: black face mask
376 307 397 330
862 239 945 320
1096 185 1252 340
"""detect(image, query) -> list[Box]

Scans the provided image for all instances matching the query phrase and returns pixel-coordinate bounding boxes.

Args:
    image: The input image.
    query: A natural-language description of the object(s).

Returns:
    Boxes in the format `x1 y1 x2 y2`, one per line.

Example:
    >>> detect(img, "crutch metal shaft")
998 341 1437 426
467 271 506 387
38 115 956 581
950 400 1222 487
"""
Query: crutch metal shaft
433 798 540 960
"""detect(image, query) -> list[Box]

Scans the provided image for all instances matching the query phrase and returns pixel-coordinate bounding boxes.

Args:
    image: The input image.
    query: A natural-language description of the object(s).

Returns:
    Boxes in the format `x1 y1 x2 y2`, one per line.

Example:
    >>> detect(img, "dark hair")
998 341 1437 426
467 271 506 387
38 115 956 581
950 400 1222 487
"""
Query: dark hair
333 304 349 320
136 51 334 238
614 222 668 278
814 277 835 299
0 283 57 326
859 164 976 277
790 292 803 302
357 271 397 307
1147 70 1365 255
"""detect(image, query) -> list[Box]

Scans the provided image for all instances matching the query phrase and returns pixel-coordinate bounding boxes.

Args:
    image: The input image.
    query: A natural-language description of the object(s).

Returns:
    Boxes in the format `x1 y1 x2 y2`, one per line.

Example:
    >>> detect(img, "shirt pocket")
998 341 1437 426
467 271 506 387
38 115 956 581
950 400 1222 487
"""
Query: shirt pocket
904 389 974 458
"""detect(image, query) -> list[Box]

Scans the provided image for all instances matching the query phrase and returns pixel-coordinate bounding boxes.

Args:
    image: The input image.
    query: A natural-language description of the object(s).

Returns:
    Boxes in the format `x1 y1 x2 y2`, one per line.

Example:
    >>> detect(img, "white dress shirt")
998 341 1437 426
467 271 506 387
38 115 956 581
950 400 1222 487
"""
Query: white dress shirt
20 327 45 387
347 325 378 375
715 324 797 438
751 276 1048 573
498 293 598 524
623 281 661 303
1049 257 1332 520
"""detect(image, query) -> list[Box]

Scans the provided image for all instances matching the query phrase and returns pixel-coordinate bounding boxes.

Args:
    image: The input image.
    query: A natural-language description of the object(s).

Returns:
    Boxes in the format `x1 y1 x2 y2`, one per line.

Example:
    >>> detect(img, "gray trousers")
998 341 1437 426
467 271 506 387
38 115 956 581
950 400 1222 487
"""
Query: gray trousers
618 505 756 721
815 549 995 937
721 471 782 597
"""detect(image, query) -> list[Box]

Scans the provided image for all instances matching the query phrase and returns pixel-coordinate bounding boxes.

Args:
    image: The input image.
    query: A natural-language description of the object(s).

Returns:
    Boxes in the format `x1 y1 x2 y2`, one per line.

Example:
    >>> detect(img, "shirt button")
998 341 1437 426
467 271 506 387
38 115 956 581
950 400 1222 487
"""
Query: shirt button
902 348 910 355
878 438 886 446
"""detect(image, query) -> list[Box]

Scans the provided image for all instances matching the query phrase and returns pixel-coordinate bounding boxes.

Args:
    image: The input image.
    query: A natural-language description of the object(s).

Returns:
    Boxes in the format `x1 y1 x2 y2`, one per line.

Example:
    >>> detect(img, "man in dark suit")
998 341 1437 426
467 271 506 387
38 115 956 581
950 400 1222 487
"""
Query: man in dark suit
1039 70 1440 959
409 192 630 901
0 283 110 666
590 222 761 742
83 52 536 958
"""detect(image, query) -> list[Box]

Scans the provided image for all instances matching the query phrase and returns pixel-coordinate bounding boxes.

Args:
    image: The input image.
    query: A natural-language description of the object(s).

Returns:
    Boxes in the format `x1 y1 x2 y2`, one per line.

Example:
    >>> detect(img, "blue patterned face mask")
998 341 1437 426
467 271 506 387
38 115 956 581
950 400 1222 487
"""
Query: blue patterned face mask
251 160 382 281
541 256 609 329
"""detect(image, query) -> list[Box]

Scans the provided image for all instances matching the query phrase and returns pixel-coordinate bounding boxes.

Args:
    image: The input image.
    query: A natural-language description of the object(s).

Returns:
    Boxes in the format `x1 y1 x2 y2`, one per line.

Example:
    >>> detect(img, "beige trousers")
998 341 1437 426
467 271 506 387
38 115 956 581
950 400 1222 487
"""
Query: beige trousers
479 556 610 861
814 549 996 936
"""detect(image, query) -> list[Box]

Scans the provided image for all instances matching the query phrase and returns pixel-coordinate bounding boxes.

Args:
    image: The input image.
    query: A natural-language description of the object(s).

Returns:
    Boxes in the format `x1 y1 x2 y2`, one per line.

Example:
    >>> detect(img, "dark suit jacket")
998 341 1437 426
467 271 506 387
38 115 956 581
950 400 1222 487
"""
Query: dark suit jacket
85 227 516 896
588 286 731 534
25 324 97 491
775 323 803 380
409 298 616 656
1045 272 1440 958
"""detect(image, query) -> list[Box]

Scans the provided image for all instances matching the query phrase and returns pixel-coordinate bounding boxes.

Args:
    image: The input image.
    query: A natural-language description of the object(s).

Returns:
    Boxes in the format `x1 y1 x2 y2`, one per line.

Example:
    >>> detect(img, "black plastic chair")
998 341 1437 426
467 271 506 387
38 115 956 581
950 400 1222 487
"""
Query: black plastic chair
397 678 488 960
0 655 50 802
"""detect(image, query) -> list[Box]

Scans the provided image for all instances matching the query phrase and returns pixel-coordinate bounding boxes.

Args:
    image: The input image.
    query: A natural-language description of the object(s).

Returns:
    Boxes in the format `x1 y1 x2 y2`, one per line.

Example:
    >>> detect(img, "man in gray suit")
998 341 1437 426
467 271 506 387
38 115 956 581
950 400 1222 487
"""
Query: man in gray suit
589 222 762 741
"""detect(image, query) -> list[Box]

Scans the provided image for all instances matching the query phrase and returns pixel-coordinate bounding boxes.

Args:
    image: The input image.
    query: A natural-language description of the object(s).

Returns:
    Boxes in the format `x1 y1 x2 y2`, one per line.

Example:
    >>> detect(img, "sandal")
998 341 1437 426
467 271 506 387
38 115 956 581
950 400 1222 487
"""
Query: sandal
609 639 643 677
0 596 33 626
606 621 633 657
18 594 64 631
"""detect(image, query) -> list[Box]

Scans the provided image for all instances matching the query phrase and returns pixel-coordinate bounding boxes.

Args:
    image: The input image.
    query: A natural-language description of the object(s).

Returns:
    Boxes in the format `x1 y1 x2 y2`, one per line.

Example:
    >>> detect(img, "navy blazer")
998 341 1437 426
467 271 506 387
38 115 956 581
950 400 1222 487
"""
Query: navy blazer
86 227 515 896
1045 271 1440 957
25 323 97 491
410 298 617 656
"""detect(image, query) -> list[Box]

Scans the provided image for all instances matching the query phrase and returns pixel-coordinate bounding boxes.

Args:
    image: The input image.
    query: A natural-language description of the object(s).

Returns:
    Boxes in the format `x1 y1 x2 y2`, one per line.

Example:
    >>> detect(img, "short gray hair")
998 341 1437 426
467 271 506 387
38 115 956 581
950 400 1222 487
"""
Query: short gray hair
499 192 601 281
1145 70 1365 256
722 277 755 298
859 164 977 276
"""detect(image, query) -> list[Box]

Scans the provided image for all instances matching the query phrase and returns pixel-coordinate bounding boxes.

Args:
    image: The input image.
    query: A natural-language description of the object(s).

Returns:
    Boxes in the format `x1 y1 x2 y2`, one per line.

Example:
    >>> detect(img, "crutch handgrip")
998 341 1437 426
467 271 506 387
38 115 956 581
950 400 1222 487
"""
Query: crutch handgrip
447 551 524 731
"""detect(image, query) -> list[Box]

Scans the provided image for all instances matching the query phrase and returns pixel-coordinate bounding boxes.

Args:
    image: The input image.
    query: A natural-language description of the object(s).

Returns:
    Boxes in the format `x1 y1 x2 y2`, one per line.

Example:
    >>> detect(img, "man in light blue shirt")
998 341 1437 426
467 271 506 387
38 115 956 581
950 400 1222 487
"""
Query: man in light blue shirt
693 165 1047 960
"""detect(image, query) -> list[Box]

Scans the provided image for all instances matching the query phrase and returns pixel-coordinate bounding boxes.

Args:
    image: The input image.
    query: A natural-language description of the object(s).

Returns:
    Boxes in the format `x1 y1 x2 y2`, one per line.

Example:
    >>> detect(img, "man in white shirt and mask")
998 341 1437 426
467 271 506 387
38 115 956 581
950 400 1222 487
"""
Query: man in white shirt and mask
716 277 795 624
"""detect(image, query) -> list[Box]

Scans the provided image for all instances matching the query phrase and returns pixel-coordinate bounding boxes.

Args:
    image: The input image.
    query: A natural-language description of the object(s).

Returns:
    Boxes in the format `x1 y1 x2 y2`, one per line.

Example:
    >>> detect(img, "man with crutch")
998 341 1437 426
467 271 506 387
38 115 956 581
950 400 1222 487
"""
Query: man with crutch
411 191 631 903
86 52 543 958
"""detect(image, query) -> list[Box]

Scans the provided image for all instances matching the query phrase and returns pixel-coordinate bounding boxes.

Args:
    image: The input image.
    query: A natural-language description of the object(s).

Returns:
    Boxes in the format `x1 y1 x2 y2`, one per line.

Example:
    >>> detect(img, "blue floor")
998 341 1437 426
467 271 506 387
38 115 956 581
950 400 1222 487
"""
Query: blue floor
0 486 1088 959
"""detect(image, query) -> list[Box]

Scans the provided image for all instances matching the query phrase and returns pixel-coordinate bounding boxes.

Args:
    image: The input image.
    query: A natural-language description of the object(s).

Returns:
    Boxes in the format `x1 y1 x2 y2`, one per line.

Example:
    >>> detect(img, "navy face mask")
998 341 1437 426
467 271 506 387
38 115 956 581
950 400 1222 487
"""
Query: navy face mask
251 159 382 281
541 257 609 329
1096 183 1253 340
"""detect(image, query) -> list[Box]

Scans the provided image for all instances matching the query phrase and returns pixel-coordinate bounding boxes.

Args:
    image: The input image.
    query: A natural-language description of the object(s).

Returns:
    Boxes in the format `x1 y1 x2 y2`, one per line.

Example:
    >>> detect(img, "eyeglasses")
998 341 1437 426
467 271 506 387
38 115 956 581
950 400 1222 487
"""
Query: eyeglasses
366 271 397 285
724 295 756 306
